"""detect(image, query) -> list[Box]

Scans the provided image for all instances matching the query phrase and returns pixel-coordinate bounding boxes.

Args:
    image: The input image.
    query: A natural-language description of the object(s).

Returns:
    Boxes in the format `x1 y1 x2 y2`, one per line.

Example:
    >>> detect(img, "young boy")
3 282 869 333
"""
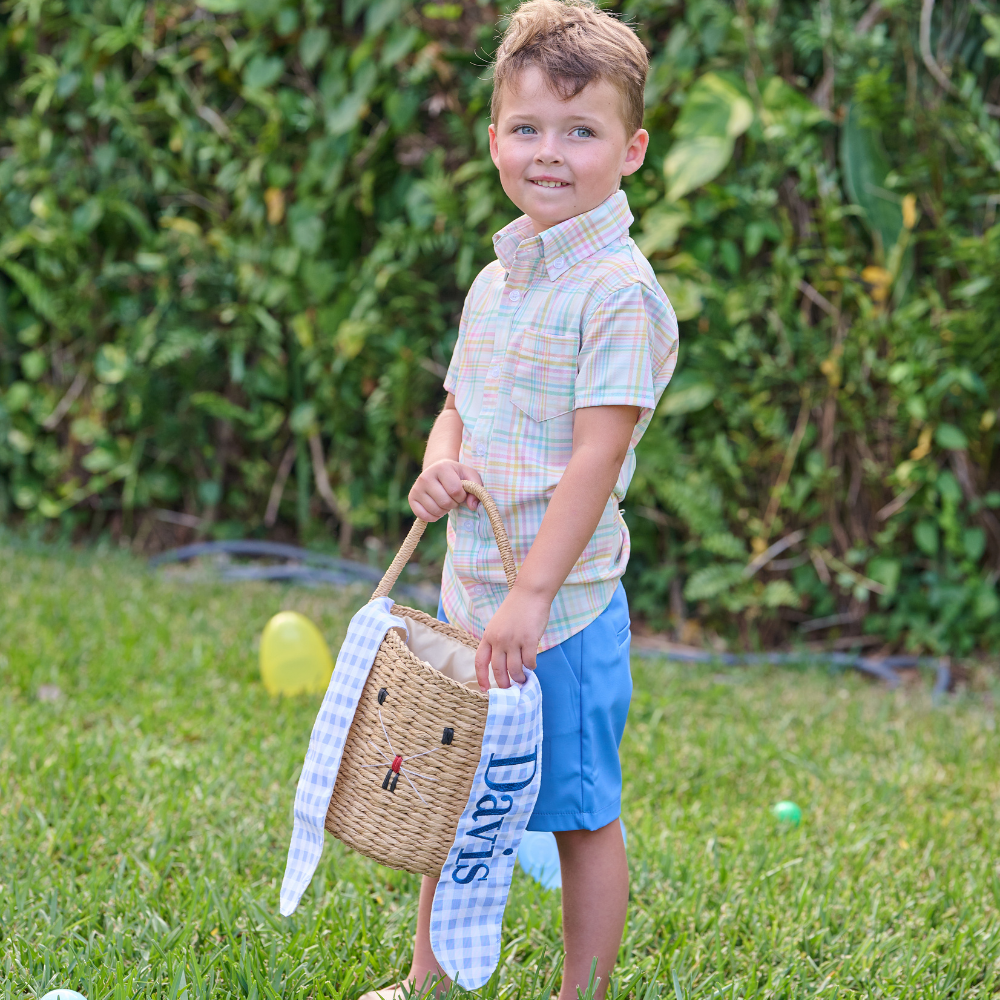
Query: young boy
375 1 677 996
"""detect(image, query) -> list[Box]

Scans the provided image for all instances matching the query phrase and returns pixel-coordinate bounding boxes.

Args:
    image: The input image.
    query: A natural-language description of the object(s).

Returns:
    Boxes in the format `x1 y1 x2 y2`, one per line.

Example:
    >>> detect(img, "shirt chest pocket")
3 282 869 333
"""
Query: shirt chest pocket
509 328 578 422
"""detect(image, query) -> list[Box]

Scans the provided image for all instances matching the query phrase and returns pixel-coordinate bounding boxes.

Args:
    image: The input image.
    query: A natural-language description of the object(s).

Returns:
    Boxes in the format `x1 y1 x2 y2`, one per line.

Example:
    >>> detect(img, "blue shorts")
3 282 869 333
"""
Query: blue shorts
437 583 633 832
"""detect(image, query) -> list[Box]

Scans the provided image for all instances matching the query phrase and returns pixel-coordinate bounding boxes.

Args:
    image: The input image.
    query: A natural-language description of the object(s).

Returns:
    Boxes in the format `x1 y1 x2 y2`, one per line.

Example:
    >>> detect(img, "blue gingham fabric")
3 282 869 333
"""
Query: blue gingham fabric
279 597 543 990
430 671 543 988
279 596 405 916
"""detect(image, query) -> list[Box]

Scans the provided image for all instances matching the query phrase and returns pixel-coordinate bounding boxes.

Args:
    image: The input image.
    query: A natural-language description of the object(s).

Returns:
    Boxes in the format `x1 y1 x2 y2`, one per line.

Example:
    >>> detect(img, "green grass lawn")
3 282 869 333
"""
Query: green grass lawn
3 539 1000 998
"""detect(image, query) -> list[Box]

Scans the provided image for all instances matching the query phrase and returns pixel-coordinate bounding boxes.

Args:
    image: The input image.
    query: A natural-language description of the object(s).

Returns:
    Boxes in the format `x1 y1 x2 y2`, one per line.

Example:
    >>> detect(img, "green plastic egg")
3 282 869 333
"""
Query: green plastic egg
259 611 334 696
772 800 802 827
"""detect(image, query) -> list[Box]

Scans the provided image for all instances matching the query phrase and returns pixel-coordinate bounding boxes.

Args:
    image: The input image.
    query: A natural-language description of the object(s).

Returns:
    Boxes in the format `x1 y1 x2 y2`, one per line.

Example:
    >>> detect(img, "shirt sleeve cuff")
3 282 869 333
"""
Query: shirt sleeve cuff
574 388 657 410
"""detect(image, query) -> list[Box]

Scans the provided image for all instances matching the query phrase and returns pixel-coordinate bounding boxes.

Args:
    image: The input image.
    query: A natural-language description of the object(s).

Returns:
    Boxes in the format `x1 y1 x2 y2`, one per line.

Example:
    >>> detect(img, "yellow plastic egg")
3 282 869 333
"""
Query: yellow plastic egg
259 611 334 696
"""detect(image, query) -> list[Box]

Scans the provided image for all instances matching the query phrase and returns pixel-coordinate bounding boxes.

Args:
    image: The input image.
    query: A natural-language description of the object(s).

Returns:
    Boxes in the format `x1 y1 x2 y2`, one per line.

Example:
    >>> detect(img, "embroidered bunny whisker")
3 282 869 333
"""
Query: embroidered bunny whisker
368 714 441 804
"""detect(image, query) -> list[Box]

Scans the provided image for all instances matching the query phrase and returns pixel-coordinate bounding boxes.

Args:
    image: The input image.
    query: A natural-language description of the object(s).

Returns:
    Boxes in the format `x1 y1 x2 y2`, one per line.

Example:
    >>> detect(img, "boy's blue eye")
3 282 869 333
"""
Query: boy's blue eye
514 125 537 135
571 127 594 138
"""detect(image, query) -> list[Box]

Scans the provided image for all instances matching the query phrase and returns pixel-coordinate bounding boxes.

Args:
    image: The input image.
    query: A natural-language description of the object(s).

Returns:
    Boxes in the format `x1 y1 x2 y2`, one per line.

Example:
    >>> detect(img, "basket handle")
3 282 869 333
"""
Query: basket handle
371 480 517 601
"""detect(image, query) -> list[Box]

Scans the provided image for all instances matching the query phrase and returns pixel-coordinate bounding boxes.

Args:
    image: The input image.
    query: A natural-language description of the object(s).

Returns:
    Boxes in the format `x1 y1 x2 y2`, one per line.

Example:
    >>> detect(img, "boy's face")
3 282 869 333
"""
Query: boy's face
488 65 648 234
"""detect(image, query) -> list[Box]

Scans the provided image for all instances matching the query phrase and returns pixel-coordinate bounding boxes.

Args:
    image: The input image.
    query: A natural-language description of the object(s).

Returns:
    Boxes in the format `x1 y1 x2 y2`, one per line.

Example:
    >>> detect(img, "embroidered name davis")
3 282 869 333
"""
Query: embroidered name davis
449 747 539 884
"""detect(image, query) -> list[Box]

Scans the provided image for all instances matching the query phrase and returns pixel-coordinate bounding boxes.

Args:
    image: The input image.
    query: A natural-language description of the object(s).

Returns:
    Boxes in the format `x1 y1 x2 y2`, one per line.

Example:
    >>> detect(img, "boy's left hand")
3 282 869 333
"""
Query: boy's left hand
474 585 550 690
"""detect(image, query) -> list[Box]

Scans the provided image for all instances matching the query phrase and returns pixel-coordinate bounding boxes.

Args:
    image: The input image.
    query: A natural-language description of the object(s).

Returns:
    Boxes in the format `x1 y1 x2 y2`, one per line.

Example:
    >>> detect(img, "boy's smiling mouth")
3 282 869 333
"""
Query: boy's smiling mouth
529 178 571 188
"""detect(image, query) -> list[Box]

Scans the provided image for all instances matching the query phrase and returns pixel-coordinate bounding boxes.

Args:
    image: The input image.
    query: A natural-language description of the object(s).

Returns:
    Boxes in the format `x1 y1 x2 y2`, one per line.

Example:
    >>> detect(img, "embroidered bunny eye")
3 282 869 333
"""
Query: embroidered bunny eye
378 688 388 705
442 728 454 745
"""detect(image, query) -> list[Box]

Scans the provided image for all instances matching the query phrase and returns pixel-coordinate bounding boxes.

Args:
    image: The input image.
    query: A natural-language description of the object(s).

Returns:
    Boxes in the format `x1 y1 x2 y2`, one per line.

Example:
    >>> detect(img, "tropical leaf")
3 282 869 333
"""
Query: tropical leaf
664 136 734 203
658 379 714 416
839 102 904 260
664 73 754 202
637 204 690 256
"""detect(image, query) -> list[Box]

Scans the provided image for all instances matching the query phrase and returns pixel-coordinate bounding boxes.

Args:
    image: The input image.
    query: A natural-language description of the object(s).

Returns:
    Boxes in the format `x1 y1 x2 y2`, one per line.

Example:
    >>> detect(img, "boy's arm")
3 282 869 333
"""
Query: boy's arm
474 403 639 690
408 393 483 520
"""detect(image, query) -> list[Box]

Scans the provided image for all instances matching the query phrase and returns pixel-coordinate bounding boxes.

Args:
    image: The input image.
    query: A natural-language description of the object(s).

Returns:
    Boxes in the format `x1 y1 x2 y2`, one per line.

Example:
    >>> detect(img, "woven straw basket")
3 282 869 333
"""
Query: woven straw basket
324 481 517 877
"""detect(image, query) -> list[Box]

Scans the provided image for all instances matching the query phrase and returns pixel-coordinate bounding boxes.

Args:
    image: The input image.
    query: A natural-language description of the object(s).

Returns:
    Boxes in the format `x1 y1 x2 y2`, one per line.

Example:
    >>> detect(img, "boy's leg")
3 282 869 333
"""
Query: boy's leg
406 875 451 995
554 819 629 1000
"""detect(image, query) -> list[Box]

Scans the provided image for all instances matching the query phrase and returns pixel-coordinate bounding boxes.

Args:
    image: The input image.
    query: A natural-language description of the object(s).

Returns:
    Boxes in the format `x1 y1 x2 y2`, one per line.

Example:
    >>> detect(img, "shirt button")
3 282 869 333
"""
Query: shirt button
489 365 500 378
508 289 521 303
476 442 486 456
474 585 485 596
553 256 565 269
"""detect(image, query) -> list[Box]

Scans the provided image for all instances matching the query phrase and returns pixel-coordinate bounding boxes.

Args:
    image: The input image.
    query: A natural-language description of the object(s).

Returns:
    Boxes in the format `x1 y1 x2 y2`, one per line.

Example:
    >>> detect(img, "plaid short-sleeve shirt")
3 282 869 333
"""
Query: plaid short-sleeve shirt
441 190 678 651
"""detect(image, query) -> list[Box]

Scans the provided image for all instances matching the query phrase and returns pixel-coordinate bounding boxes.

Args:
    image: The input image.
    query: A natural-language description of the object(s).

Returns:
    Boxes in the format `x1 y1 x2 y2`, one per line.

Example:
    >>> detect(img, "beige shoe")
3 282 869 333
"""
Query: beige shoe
357 980 445 1000
358 987 411 1000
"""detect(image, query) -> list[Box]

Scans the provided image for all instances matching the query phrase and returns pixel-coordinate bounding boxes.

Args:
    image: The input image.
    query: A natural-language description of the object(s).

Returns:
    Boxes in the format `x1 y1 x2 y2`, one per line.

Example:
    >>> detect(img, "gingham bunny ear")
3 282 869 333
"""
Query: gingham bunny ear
429 672 544 989
280 597 406 917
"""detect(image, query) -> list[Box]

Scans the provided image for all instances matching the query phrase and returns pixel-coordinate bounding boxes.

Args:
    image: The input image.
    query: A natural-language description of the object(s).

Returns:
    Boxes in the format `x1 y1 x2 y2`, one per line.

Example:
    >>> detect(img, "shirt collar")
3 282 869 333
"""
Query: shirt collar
491 190 634 281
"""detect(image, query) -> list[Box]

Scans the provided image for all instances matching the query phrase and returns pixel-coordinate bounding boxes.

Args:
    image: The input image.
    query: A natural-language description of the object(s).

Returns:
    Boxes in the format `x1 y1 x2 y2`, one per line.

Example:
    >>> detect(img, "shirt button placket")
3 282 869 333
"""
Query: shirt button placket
480 254 527 595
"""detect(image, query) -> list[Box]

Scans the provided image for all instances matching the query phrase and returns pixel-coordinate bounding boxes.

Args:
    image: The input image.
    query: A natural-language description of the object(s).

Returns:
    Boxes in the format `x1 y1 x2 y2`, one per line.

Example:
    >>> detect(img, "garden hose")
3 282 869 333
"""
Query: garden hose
150 541 952 697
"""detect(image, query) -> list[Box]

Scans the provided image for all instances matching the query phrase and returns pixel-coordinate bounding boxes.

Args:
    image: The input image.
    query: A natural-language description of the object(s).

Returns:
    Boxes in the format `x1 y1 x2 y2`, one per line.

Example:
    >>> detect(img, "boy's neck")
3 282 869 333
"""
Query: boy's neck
524 181 622 236
525 183 622 236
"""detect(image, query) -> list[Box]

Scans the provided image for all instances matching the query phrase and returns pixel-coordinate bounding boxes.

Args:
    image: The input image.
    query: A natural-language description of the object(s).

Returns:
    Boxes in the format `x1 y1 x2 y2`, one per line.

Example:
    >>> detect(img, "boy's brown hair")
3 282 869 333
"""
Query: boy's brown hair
491 0 648 137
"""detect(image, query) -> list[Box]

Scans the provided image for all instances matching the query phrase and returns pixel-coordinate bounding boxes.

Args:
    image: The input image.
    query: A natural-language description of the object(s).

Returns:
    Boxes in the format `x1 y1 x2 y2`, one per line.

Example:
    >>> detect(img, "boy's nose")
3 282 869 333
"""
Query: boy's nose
534 138 563 164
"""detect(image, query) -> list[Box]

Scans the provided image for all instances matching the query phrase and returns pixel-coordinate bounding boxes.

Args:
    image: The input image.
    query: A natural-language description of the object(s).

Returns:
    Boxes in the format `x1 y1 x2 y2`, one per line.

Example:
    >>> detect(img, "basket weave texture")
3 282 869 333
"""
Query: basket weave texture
325 481 517 876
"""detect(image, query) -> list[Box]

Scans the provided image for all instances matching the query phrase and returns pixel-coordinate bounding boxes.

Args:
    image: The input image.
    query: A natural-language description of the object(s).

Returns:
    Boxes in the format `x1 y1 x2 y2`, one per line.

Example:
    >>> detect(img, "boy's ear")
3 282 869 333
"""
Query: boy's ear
621 128 649 178
488 123 501 170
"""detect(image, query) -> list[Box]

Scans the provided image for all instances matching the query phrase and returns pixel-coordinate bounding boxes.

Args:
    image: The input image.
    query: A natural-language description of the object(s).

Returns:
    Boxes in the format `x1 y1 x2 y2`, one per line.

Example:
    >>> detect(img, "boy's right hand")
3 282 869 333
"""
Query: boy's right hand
409 461 484 521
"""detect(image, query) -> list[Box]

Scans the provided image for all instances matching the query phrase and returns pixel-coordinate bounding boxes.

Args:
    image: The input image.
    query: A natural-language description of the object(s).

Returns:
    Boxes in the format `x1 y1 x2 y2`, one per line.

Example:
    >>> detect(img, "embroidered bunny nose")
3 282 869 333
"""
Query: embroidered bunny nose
391 755 403 773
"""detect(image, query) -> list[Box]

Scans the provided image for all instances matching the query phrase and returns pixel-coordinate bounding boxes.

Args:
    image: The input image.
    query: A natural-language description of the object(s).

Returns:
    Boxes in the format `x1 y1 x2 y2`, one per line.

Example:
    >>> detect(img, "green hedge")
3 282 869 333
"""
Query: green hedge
2 0 1000 654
